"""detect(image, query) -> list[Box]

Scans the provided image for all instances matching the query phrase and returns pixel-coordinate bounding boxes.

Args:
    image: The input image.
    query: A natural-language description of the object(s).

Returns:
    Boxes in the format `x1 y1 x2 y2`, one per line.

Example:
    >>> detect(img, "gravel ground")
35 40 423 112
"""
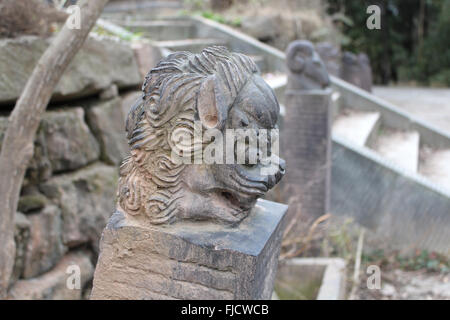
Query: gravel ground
354 268 450 300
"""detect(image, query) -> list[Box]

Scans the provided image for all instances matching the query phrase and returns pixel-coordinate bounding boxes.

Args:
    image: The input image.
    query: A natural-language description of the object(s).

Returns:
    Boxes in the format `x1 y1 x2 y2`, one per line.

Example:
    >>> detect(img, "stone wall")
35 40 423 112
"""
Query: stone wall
0 35 144 299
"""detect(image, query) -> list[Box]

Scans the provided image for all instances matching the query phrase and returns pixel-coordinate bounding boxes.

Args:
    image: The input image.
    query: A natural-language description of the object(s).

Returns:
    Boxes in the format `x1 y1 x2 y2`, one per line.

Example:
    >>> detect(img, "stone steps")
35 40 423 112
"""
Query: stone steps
103 0 183 15
332 109 380 147
100 16 450 254
262 73 287 103
371 129 420 172
419 148 450 192
116 20 196 41
155 38 267 72
154 38 228 53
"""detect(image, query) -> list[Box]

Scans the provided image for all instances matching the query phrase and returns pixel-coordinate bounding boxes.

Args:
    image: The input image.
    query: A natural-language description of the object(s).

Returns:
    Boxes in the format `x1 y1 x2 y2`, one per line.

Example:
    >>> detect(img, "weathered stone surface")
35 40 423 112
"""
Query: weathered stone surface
241 13 282 43
99 84 119 101
17 193 48 213
118 46 285 225
91 47 287 300
31 108 100 178
85 97 129 165
239 11 327 52
120 91 141 120
0 115 7 148
131 41 163 79
22 205 66 279
282 90 332 225
12 212 31 284
3 109 100 183
0 36 141 105
286 40 330 91
316 42 341 77
340 51 373 92
40 163 118 252
8 251 94 300
91 199 288 300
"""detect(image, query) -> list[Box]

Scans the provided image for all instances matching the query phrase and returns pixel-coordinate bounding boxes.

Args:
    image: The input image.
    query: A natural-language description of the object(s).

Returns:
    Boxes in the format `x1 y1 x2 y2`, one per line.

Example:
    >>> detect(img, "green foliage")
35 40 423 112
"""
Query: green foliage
201 11 227 24
396 250 450 273
322 218 358 261
199 11 242 27
92 25 143 42
363 249 450 273
326 0 450 86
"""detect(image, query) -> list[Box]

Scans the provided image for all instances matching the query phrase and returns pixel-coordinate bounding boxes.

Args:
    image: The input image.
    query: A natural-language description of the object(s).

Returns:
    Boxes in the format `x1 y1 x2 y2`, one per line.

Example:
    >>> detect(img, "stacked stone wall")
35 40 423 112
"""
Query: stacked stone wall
0 35 143 299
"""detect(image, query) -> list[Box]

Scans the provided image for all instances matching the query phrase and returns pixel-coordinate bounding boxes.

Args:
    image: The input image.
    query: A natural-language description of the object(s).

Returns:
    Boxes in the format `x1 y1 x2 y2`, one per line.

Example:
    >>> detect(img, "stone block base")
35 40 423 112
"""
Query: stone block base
90 199 288 300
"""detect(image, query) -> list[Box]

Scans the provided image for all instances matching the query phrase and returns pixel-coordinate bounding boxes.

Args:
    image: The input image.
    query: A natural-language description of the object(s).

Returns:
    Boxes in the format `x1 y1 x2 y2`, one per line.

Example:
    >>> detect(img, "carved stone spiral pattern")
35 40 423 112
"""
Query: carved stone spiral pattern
118 46 258 224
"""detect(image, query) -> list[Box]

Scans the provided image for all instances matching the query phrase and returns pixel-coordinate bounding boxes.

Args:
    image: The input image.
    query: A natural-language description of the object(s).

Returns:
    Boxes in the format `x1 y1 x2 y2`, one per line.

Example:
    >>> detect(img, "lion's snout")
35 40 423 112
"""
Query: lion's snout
260 157 285 190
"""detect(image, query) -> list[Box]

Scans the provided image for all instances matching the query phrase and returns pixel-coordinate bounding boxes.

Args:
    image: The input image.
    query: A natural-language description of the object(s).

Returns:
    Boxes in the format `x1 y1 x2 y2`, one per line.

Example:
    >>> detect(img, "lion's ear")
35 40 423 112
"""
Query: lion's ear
197 75 231 130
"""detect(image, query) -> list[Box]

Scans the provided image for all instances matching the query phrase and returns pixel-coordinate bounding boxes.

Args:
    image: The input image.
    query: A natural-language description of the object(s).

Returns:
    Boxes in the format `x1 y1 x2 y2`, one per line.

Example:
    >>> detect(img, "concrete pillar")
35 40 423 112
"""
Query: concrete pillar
280 40 332 237
90 199 287 300
283 90 332 221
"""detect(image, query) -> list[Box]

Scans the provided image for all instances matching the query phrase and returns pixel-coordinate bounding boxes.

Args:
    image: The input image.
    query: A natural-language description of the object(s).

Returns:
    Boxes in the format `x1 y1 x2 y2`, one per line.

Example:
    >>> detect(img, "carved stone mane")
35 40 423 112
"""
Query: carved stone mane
286 40 330 91
118 46 284 225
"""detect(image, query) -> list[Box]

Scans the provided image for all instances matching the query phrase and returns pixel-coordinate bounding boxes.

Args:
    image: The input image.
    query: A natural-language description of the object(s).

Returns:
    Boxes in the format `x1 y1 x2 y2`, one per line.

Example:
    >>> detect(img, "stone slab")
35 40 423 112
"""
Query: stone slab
154 38 227 53
33 108 100 176
275 258 346 300
419 148 450 192
0 109 100 183
332 109 380 147
86 97 129 166
373 129 420 172
22 205 66 279
0 36 141 105
40 163 118 252
118 20 195 41
91 199 288 300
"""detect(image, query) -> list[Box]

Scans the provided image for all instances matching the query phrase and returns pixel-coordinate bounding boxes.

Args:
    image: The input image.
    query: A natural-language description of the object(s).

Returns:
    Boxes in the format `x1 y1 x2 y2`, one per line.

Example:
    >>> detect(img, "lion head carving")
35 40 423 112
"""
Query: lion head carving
118 46 285 225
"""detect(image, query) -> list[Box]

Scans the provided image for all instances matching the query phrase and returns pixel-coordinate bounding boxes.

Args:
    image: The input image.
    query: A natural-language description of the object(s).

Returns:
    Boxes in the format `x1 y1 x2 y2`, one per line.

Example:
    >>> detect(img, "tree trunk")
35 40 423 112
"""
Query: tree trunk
0 0 109 299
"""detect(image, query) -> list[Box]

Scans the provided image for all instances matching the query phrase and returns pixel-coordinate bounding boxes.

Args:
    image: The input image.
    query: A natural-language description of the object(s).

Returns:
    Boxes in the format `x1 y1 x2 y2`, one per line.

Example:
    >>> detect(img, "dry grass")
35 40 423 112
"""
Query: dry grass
281 213 331 259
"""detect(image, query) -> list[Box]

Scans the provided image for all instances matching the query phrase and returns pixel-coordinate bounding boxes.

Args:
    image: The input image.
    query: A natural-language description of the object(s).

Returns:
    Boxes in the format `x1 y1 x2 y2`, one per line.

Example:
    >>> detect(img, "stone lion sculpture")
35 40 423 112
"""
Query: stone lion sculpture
286 40 330 91
118 46 285 225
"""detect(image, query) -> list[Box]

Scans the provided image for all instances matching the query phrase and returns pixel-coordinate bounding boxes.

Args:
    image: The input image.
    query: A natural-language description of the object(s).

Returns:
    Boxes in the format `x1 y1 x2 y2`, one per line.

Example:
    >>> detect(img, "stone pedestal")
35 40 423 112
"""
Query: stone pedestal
90 199 288 300
281 89 332 231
